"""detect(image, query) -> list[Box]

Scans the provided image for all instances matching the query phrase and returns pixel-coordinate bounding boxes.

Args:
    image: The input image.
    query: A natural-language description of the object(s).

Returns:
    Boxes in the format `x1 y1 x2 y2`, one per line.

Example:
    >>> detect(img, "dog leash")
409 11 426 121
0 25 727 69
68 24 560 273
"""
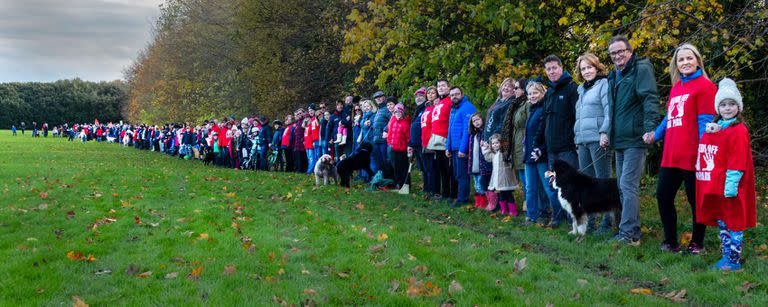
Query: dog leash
576 148 612 174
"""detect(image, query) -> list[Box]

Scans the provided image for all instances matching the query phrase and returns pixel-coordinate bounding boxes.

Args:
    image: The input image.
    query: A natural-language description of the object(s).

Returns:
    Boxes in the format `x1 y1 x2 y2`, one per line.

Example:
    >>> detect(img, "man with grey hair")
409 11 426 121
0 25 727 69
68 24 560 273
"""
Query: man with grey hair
606 35 660 245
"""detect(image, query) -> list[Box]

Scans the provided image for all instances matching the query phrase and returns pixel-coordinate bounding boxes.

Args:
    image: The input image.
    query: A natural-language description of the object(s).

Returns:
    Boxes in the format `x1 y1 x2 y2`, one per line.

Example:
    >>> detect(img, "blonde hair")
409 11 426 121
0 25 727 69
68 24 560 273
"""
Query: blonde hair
497 77 514 99
361 99 377 112
574 53 607 83
526 81 546 95
669 43 708 85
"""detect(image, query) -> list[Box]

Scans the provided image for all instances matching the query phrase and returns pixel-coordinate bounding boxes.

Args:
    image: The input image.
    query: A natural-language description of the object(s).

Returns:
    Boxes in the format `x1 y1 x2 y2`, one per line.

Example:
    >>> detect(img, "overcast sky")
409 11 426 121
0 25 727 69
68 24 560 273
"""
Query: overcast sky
0 0 163 83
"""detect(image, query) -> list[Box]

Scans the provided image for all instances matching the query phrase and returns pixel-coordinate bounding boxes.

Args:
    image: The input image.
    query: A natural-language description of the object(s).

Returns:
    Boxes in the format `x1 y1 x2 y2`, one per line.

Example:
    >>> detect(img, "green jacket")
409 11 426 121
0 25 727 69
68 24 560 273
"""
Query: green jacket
607 54 660 149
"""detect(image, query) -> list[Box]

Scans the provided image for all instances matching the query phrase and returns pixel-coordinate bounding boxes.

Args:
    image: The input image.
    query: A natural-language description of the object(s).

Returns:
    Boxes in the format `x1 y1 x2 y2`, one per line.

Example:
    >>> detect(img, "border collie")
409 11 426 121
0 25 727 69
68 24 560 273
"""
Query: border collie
545 159 621 239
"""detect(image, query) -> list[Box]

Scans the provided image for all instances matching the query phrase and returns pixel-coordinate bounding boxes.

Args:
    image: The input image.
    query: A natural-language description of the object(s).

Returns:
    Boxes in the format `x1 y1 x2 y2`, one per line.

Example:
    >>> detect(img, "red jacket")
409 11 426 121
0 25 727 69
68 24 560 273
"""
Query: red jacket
421 105 434 147
430 96 452 138
387 115 411 152
695 123 756 231
281 124 293 147
660 77 716 170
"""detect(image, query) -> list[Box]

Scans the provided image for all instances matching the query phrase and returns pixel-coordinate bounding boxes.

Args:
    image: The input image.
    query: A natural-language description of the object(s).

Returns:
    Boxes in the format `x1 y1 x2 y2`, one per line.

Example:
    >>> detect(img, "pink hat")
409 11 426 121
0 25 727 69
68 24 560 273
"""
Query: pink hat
394 103 405 114
414 87 427 96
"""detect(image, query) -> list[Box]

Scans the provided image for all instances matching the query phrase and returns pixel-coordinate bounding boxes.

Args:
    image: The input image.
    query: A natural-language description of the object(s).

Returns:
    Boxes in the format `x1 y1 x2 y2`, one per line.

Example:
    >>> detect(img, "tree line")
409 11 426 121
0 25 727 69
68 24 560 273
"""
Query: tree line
124 0 767 164
0 79 127 128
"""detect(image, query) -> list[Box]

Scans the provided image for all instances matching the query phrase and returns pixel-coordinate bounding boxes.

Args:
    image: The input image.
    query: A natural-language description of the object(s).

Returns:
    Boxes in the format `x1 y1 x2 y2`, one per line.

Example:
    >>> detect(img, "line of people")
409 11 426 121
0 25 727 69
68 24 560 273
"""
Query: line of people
42 35 755 272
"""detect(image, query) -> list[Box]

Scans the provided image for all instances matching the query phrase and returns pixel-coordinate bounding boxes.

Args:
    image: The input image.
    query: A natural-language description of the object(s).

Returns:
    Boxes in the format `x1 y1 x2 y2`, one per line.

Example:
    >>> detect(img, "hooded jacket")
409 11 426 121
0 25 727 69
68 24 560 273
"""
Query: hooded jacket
446 95 477 153
534 71 579 153
607 54 660 149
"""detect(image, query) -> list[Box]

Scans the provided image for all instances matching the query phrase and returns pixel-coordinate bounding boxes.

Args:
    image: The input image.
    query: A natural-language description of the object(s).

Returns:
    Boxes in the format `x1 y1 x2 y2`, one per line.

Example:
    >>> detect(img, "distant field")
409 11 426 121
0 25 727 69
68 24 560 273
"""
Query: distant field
0 131 766 305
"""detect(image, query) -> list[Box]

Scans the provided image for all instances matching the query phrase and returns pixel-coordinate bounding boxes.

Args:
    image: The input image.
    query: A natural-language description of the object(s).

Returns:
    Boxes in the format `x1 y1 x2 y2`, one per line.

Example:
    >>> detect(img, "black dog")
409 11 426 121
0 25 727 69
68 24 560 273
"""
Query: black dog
202 148 215 166
546 159 622 239
336 142 374 187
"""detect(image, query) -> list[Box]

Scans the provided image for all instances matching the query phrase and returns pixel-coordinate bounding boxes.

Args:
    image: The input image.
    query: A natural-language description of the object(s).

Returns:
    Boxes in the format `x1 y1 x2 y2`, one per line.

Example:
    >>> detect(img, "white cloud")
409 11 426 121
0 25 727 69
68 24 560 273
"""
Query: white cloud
0 0 164 82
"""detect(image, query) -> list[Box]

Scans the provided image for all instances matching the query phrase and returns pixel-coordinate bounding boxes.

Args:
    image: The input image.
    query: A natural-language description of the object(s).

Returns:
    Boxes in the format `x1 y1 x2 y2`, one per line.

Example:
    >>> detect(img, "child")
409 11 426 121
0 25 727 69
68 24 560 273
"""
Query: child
466 113 491 209
387 103 411 189
696 78 756 271
482 134 519 216
335 118 348 146
12 125 17 136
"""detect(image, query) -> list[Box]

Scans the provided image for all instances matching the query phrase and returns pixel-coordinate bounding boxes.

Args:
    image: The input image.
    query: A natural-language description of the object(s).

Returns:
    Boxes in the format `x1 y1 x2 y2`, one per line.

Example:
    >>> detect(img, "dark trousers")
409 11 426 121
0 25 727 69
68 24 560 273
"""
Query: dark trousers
432 152 452 198
293 150 307 174
656 167 705 247
421 151 435 194
284 147 294 172
391 151 410 188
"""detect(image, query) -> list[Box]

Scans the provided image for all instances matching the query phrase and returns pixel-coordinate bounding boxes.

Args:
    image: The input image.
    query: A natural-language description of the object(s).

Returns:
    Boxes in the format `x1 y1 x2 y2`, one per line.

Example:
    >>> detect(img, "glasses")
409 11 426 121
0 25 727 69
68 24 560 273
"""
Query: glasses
609 49 628 57
513 87 522 90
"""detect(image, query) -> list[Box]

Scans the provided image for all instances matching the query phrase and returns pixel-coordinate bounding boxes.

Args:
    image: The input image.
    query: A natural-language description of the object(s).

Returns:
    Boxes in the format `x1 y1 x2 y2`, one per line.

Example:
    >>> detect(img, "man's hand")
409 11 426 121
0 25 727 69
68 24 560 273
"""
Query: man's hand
445 150 451 158
642 132 654 144
458 152 466 158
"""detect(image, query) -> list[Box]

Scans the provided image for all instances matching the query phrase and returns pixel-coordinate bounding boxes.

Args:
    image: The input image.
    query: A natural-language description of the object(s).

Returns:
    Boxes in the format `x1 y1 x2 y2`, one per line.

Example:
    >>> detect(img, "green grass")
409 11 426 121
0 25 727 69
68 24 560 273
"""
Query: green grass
1 131 766 306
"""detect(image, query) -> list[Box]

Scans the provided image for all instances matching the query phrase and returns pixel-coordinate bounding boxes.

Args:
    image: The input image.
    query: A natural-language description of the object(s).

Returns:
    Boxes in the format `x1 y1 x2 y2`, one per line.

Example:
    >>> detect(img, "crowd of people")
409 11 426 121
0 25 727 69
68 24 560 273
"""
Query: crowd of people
15 35 756 272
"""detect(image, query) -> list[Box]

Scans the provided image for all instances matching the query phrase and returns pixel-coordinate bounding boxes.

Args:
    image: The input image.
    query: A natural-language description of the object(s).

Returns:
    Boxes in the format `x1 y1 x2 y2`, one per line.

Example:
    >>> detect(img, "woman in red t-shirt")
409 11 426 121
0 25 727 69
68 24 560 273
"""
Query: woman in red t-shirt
696 78 755 271
647 43 717 254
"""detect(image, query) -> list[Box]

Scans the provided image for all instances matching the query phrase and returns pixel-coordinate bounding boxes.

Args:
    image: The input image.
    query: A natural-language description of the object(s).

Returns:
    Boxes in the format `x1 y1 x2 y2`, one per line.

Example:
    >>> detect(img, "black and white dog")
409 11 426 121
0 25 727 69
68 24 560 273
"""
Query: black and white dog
336 142 374 188
545 159 621 238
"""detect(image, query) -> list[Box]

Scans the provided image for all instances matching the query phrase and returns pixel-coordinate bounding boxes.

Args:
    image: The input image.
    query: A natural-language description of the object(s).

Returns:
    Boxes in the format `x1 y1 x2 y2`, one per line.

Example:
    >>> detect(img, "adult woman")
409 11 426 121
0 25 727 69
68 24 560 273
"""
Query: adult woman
573 53 613 232
522 82 560 225
358 100 377 181
484 78 515 142
501 78 529 207
420 86 438 198
648 43 717 254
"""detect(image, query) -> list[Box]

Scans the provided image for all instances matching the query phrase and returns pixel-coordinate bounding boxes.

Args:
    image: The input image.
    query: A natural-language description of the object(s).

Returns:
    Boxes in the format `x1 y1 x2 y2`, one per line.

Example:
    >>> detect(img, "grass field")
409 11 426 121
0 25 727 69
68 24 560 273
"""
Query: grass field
1 132 766 306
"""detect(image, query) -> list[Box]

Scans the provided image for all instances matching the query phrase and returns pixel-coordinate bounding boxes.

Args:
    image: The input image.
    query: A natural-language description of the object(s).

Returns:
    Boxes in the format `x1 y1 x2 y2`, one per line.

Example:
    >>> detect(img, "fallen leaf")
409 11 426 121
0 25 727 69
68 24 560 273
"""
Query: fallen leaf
368 244 385 253
679 232 692 246
125 264 140 276
137 271 152 278
411 265 428 274
337 271 350 278
36 288 44 294
407 254 417 261
72 296 88 307
303 289 317 295
448 280 464 294
660 289 687 302
377 233 389 241
165 272 178 279
738 281 759 293
388 280 400 293
134 215 141 225
513 257 527 273
198 233 209 240
629 288 653 295
223 265 236 275
94 269 112 275
449 239 459 244
188 267 203 280
39 192 48 199
66 211 76 219
38 203 48 210
659 277 670 285
577 279 588 285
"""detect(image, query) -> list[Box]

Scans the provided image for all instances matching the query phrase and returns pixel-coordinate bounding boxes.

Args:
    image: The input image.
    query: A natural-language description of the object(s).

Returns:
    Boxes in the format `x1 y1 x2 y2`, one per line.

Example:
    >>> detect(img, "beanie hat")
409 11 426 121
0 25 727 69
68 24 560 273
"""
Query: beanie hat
414 87 427 96
372 91 385 99
714 78 743 114
394 103 405 114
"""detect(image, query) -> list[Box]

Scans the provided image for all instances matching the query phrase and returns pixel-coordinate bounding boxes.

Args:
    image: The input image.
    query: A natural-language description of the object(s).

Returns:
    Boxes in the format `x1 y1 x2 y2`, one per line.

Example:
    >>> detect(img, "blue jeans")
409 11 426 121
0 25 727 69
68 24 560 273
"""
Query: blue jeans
472 174 490 194
306 147 316 174
371 142 389 175
524 162 559 223
451 152 470 203
615 147 647 240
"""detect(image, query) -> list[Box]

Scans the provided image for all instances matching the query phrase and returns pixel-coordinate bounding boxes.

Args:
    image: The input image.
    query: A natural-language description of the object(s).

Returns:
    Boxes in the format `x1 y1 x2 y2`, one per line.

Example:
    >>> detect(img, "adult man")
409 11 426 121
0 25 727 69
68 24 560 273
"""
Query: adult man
370 91 391 175
339 95 356 156
533 55 579 228
445 87 477 207
427 80 454 200
607 35 660 245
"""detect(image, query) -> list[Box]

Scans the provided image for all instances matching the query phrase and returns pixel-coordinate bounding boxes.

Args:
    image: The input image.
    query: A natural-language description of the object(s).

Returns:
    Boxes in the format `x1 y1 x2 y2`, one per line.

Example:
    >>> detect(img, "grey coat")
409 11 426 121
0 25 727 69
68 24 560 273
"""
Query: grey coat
574 78 610 145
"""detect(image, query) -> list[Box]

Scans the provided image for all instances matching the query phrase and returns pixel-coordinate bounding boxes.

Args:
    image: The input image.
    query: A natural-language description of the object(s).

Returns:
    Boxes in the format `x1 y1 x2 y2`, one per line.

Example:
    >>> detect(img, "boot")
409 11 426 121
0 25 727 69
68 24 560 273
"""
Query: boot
508 202 519 217
477 193 487 209
473 193 483 208
499 200 508 215
485 191 498 211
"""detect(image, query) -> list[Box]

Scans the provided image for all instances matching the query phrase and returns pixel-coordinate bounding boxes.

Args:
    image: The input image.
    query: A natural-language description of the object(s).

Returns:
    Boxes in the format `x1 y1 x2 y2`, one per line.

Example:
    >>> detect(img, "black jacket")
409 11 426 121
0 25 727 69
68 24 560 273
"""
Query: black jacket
534 72 579 154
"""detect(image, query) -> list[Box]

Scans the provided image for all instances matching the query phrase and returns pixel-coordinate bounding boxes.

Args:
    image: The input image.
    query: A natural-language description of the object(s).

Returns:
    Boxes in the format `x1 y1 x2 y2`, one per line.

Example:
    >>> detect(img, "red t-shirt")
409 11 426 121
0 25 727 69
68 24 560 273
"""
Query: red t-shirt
421 105 434 147
661 76 716 170
695 123 756 231
430 96 452 138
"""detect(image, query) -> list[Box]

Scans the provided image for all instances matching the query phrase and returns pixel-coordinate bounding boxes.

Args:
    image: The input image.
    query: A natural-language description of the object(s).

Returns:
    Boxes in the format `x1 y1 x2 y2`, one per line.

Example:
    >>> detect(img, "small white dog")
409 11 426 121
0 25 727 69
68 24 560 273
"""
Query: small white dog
314 154 339 186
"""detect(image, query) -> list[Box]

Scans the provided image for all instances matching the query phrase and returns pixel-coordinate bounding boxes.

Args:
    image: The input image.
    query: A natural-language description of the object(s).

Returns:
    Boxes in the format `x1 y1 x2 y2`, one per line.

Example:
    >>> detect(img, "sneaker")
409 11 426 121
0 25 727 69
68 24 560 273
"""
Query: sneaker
660 242 681 253
610 234 640 246
684 242 704 255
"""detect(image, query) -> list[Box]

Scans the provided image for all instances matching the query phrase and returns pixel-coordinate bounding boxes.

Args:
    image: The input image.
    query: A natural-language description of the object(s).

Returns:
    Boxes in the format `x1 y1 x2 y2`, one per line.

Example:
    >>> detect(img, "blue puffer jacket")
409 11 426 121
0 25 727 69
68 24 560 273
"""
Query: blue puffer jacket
371 104 391 144
409 103 426 148
446 96 477 153
524 102 546 164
